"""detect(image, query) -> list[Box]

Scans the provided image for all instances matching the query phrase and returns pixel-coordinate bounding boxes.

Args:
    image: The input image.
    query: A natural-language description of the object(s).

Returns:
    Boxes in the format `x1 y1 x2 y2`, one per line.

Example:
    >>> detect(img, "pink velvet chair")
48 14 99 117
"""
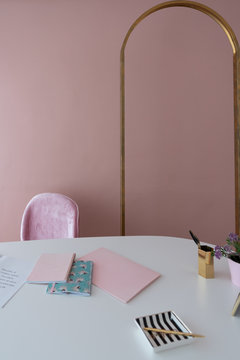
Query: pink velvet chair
20 193 79 241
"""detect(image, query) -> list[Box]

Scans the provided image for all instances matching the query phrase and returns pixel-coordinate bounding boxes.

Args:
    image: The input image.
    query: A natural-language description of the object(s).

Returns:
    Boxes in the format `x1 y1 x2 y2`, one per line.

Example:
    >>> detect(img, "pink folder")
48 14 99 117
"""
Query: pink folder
80 248 160 303
27 253 76 283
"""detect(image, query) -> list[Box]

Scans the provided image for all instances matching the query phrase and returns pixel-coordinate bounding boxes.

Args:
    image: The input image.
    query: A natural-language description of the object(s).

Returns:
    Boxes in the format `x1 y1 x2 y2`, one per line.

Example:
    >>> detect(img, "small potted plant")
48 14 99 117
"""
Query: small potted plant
212 232 240 287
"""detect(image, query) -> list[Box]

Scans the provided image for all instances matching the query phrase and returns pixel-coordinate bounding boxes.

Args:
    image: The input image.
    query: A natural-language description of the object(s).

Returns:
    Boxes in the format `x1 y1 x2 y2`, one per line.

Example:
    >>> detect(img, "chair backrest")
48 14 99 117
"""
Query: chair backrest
20 193 79 241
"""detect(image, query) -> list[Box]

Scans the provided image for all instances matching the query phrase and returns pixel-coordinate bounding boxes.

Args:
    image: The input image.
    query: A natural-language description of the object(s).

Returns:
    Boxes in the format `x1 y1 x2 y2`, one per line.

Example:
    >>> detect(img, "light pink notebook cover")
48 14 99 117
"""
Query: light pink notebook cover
27 253 75 283
80 248 160 303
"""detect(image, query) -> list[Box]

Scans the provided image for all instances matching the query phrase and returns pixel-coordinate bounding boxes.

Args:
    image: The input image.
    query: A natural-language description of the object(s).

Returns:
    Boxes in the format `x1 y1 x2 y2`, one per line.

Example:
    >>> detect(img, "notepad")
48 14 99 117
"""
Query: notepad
27 253 76 283
80 247 160 303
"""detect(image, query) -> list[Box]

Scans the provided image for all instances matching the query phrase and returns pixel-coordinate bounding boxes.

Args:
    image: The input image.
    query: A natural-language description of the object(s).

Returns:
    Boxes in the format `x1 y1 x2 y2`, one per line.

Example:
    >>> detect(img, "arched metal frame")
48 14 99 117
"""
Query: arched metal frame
120 1 240 236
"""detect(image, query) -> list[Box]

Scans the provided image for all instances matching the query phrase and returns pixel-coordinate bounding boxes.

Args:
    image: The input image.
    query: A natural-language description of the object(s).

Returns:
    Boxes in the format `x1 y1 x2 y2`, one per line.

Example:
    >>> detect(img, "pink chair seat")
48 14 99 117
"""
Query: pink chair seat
21 193 79 241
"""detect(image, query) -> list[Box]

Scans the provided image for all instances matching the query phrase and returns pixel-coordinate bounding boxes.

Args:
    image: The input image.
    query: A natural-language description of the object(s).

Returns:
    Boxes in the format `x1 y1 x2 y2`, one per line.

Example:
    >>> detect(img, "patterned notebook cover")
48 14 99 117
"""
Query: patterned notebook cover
46 260 93 296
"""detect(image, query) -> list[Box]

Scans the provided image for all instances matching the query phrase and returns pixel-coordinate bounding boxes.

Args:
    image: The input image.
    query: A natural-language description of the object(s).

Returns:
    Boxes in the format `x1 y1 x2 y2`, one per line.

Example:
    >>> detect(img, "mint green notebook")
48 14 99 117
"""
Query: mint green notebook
46 260 93 296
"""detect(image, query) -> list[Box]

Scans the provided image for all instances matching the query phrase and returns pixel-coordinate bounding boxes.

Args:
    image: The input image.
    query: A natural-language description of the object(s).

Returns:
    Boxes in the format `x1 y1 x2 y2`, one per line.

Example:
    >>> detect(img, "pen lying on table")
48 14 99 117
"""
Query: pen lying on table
143 327 205 338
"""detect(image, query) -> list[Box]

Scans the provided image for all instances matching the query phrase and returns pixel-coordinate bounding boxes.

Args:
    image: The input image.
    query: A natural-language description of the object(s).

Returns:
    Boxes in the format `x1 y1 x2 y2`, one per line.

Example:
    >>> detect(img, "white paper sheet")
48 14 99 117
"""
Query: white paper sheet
0 255 34 308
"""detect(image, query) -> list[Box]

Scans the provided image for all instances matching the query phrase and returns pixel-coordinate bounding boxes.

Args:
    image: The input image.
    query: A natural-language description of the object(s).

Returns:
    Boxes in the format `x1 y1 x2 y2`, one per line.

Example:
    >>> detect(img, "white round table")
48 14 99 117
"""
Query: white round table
0 236 239 360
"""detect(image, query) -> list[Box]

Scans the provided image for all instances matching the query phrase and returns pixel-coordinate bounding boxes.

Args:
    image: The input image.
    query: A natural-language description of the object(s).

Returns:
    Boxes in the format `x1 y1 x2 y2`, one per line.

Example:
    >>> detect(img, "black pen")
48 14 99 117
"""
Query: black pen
189 230 201 249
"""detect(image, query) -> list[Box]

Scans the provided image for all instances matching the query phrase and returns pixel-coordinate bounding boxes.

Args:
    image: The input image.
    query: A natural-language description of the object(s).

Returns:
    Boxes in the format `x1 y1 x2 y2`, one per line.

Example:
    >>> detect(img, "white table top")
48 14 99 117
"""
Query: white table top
0 236 239 360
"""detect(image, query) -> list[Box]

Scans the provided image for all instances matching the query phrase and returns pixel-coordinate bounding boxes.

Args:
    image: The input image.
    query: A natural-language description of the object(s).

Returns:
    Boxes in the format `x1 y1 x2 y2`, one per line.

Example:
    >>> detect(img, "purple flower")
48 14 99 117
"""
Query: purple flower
215 250 222 259
223 245 231 253
228 233 238 242
212 232 240 260
214 245 222 259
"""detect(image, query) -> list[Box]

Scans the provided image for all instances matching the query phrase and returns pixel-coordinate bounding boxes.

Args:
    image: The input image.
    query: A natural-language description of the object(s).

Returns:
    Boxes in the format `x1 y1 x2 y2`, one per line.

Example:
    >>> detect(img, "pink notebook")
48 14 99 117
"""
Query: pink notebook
27 253 76 283
80 248 160 303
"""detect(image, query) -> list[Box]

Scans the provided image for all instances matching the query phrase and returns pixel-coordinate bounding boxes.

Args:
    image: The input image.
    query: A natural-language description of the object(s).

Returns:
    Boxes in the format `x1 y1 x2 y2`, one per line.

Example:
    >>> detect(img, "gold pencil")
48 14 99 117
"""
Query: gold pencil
143 327 204 338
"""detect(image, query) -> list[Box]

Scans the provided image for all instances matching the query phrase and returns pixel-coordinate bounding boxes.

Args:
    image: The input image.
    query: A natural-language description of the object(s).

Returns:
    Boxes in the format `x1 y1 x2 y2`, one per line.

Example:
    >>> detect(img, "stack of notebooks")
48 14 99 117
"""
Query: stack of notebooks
27 248 160 302
27 253 93 296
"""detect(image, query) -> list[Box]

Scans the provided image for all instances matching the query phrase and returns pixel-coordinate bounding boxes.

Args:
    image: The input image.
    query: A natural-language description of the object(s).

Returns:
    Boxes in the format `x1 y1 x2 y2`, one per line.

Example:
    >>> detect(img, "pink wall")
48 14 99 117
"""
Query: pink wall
0 0 239 244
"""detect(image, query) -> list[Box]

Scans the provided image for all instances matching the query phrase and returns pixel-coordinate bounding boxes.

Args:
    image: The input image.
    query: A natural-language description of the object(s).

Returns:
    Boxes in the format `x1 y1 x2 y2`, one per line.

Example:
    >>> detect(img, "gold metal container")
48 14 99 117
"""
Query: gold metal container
198 246 214 278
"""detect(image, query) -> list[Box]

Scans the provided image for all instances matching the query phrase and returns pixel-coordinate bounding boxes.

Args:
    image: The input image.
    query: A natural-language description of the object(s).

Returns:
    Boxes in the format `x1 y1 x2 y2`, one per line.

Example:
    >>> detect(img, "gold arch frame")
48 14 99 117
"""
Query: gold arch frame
120 1 240 236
